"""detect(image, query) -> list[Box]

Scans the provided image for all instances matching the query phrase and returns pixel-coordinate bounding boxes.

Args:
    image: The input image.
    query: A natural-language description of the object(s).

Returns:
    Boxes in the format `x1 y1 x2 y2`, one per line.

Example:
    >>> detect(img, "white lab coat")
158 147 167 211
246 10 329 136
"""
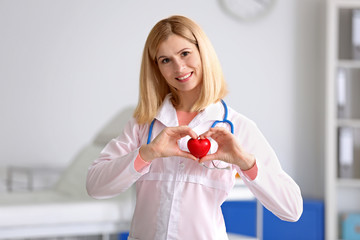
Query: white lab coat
86 95 303 240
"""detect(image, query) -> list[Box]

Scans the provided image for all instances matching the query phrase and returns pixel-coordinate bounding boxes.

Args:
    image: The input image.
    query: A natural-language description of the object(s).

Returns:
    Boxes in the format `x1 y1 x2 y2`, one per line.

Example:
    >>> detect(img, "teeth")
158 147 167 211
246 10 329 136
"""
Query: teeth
177 73 191 80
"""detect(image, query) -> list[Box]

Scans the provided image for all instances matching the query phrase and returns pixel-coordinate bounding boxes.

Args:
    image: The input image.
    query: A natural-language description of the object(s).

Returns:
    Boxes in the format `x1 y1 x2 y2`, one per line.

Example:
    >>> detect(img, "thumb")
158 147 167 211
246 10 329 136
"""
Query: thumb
199 153 217 163
178 151 198 161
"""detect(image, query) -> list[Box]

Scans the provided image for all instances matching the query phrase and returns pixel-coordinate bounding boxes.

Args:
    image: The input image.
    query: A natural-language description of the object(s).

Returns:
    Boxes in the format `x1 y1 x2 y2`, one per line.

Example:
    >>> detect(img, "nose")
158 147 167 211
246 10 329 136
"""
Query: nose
173 58 185 73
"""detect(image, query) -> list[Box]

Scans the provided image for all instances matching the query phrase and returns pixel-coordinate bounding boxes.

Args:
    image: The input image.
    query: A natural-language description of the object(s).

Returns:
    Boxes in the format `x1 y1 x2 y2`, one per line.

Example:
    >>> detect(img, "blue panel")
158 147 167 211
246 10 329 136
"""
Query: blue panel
118 232 129 240
221 200 257 237
120 199 324 240
263 199 324 240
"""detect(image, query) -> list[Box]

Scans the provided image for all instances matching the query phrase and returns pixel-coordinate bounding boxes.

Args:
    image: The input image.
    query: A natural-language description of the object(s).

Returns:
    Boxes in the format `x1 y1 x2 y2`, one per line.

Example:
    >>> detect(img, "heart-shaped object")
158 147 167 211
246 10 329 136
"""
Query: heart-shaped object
187 138 211 159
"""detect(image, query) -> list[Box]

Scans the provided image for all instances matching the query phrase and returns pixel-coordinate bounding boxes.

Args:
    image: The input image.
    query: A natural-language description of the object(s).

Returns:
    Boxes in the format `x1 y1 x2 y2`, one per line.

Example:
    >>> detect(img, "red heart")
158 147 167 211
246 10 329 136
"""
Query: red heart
187 138 211 159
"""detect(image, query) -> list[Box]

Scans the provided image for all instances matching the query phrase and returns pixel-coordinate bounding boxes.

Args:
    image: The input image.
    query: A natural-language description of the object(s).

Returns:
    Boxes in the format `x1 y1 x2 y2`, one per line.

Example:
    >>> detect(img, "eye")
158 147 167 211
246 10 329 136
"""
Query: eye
181 51 190 57
161 58 170 64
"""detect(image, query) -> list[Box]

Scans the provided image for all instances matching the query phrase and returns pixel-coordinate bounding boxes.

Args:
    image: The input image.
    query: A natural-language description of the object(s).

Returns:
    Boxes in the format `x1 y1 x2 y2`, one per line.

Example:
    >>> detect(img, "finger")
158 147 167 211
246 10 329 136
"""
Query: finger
174 126 198 139
207 127 232 142
199 128 214 138
199 153 218 163
177 150 198 161
200 126 226 137
211 126 230 135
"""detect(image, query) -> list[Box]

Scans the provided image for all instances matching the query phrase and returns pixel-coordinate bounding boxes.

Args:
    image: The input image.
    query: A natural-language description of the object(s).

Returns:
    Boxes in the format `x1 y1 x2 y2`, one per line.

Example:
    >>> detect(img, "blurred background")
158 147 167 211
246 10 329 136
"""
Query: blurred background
0 0 327 239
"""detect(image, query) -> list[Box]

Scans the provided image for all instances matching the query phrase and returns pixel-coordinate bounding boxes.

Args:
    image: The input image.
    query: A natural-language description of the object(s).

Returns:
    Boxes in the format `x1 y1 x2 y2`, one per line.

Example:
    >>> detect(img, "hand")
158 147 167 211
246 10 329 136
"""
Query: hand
139 126 198 162
199 127 255 171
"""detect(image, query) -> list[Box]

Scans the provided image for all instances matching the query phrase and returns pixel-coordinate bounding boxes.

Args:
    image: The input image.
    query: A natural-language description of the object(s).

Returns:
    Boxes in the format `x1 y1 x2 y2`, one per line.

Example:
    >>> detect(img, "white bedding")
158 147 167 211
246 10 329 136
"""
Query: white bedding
0 191 133 227
0 143 134 239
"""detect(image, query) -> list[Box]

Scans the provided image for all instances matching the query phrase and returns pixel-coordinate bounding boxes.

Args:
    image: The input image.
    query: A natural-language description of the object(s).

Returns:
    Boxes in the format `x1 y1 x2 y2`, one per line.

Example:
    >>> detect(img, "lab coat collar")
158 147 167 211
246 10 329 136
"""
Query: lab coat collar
155 94 178 127
155 94 225 127
192 100 225 127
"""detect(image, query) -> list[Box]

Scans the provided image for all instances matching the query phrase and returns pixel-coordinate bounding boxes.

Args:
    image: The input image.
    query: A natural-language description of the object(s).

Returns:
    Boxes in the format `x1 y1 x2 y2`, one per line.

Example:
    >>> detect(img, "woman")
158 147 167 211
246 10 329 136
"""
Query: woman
86 15 303 240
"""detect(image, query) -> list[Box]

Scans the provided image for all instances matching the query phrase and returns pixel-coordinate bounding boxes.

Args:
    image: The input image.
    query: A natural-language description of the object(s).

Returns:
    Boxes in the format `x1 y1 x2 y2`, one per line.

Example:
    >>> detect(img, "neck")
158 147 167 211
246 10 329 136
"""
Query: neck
176 88 201 112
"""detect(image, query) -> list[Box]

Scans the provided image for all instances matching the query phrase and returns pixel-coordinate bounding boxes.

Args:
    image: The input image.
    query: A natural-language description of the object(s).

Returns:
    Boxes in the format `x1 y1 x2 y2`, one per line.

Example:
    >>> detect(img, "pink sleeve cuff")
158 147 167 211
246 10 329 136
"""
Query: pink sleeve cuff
242 162 258 181
134 153 151 172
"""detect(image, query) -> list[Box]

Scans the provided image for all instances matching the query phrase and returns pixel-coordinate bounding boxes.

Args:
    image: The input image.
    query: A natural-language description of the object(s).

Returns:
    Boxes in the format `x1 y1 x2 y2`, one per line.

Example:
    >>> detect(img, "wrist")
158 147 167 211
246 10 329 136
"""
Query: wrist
139 144 158 163
237 152 256 171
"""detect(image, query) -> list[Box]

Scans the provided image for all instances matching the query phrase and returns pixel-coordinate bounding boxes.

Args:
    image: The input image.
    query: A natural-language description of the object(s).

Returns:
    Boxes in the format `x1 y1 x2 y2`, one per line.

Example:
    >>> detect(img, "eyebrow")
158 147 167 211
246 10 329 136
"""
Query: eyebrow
157 48 192 61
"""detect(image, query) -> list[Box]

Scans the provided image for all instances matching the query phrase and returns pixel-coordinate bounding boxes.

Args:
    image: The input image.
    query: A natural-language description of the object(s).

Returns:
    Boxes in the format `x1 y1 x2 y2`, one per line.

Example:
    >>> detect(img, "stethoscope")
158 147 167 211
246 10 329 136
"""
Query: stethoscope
147 99 233 144
146 99 234 170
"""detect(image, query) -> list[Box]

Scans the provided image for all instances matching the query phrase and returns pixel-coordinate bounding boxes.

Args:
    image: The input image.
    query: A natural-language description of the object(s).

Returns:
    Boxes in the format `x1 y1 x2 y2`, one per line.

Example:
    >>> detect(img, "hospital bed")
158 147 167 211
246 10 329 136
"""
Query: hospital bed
0 107 135 240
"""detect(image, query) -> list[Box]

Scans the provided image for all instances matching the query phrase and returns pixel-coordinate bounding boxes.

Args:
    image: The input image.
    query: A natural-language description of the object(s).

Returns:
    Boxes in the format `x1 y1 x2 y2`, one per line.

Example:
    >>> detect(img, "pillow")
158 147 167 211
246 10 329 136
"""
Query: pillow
55 144 104 198
93 106 134 147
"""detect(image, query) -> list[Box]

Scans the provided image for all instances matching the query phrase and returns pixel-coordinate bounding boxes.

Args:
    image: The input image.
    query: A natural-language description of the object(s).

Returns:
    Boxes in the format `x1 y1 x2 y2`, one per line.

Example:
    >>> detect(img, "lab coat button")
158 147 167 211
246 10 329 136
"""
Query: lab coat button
179 163 185 169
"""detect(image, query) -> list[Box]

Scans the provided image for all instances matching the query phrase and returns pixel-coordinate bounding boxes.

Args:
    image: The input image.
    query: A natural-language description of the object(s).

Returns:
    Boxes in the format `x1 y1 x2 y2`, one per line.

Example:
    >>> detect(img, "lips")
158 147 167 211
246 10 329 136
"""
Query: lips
176 72 193 82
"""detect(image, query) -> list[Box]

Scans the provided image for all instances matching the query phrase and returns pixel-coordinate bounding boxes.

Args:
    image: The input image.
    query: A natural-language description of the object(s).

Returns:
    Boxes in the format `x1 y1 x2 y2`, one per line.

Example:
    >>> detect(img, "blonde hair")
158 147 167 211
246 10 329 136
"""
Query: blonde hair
133 15 228 124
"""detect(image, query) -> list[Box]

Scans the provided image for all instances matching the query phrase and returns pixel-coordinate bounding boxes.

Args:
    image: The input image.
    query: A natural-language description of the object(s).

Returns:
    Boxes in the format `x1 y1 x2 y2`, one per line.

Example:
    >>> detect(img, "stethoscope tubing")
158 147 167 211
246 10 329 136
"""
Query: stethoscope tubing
210 100 234 134
147 99 234 145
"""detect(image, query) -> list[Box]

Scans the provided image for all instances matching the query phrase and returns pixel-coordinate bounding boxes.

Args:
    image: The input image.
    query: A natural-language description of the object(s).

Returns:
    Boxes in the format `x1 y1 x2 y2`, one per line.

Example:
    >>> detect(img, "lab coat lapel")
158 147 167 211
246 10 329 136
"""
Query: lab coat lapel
189 100 225 128
155 94 178 127
155 95 226 128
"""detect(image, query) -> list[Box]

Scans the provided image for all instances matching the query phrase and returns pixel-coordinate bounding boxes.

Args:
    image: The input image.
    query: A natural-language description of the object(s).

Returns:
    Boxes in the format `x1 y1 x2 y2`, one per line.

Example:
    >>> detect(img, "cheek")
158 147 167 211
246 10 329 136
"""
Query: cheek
194 61 202 75
191 55 202 72
158 67 174 85
158 66 170 79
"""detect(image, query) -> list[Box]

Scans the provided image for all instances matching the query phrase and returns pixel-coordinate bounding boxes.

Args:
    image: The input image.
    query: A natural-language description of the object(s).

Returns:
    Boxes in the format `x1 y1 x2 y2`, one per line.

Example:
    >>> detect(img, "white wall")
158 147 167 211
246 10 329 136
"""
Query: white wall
0 0 325 198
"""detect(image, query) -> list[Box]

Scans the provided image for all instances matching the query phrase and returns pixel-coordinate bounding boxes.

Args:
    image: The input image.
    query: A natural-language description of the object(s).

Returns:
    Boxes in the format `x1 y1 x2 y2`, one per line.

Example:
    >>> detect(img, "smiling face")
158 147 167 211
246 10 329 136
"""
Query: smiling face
156 34 203 97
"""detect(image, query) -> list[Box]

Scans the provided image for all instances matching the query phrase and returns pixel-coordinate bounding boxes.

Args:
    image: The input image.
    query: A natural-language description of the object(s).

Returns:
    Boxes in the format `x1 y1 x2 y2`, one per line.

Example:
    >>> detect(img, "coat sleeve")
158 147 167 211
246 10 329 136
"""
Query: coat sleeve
86 118 150 199
235 117 303 222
